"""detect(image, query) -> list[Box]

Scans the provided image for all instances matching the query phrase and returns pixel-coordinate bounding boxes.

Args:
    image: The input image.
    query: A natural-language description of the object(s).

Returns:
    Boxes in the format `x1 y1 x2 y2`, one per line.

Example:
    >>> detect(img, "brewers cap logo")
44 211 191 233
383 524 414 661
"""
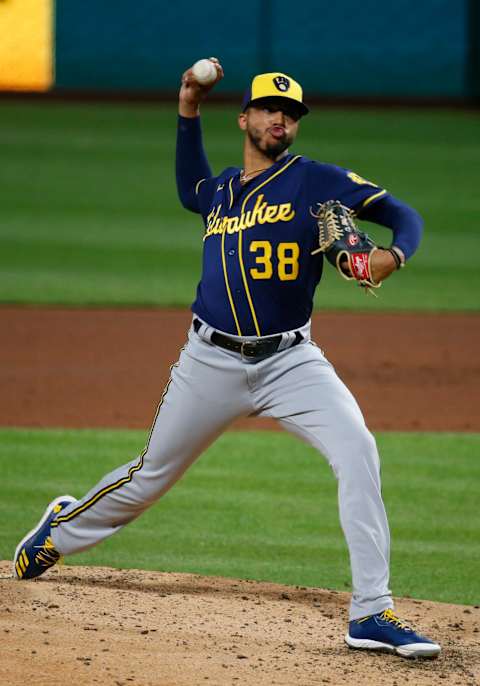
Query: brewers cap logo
273 76 290 92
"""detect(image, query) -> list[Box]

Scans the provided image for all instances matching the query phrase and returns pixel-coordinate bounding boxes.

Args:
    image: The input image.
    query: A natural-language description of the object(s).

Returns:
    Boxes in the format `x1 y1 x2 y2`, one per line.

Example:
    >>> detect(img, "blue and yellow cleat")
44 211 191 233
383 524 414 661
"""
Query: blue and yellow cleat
13 495 76 580
345 609 441 658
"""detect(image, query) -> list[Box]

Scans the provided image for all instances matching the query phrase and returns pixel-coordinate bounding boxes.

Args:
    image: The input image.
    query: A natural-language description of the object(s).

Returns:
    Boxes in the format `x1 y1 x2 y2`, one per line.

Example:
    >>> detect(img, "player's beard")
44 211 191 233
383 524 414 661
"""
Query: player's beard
247 126 293 160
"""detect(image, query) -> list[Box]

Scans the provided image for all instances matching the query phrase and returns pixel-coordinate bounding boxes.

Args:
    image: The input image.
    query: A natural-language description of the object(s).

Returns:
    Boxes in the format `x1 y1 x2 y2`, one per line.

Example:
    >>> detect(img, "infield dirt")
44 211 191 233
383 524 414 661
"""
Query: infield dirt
2 307 479 685
1 562 479 686
1 307 479 431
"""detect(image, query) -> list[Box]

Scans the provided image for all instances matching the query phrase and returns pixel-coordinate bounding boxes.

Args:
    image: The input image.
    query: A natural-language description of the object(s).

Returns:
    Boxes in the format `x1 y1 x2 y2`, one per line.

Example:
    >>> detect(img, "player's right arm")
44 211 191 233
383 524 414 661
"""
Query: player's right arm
176 59 223 213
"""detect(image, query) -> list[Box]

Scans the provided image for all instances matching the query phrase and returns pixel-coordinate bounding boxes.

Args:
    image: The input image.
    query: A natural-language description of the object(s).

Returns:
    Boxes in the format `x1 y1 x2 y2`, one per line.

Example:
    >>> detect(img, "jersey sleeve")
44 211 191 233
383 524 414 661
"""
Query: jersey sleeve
195 176 218 219
176 115 215 215
307 161 389 214
195 166 242 223
359 194 423 260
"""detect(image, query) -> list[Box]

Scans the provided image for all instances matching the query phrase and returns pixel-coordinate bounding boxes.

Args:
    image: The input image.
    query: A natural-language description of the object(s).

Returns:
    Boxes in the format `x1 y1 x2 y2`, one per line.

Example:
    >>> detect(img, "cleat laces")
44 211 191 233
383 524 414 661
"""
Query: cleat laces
34 536 61 567
380 609 413 631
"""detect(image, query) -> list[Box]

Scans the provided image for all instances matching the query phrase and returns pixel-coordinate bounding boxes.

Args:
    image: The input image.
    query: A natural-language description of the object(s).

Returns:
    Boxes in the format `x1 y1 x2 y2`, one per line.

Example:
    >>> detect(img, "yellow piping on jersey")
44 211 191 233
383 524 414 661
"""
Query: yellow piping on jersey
362 189 387 209
221 226 242 335
238 230 261 336
51 354 185 528
234 155 301 336
228 177 234 209
240 155 301 214
195 178 206 195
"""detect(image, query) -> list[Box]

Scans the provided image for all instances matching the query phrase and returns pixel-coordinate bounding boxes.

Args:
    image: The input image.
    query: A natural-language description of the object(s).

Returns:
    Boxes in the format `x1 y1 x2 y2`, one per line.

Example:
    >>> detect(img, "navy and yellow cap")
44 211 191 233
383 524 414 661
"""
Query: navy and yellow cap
241 72 309 117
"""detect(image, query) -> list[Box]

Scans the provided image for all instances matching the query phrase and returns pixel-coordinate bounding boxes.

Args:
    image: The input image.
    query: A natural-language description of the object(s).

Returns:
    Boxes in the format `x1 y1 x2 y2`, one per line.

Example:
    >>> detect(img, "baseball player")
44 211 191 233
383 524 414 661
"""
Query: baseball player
13 60 440 659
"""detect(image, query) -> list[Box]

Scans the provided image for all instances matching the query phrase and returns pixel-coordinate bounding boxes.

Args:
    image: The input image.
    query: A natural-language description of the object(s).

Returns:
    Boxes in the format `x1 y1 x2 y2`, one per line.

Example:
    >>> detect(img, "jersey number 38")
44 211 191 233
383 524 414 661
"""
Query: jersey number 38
250 241 300 281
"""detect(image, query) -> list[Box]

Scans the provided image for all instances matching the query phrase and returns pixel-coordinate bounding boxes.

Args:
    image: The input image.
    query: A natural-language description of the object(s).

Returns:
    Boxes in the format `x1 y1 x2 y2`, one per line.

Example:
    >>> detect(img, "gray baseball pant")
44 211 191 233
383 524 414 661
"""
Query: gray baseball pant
51 319 393 620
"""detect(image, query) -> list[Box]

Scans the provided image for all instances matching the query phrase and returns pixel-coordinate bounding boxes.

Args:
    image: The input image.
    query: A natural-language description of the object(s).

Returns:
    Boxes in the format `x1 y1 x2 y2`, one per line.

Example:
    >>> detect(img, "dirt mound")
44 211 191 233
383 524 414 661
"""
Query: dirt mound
1 561 478 686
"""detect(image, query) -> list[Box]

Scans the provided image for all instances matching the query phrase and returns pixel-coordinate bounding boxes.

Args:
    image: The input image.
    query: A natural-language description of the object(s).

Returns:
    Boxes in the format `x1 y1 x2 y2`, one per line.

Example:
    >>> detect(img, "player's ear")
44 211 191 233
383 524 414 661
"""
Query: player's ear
238 112 247 131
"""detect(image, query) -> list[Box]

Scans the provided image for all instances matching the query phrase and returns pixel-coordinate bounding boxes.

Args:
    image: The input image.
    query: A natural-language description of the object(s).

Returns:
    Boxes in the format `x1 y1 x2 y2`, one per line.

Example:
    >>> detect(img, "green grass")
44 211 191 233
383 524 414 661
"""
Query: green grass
1 428 478 605
0 101 479 310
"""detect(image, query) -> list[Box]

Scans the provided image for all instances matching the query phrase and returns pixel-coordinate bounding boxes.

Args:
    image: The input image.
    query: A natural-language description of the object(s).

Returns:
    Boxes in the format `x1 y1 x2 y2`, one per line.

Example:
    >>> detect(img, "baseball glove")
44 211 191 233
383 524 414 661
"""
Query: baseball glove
310 200 381 293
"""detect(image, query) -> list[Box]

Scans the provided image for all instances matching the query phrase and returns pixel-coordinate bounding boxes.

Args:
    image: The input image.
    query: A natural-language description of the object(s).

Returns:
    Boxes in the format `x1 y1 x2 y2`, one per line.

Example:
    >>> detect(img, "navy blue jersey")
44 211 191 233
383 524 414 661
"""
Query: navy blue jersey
191 154 388 336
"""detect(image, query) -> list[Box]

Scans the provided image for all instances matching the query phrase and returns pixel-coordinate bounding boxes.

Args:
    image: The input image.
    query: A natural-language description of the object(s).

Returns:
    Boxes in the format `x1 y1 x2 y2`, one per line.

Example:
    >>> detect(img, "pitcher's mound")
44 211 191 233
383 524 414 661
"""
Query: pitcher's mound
0 561 478 685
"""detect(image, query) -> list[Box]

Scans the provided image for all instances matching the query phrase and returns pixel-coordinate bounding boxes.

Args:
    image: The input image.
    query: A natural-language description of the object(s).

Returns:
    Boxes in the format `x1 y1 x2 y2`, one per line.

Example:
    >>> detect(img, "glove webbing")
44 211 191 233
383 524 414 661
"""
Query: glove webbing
310 204 353 255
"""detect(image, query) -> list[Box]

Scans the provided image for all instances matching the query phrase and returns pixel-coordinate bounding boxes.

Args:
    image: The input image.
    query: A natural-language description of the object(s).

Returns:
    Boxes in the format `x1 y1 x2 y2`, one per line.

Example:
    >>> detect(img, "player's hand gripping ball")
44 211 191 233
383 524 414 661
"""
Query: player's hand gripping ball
311 200 381 293
192 59 218 85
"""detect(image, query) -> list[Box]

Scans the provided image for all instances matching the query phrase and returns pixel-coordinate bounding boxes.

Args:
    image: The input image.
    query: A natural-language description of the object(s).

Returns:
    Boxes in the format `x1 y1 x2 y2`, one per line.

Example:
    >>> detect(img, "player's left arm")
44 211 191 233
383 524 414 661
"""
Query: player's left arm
325 165 423 283
357 195 424 282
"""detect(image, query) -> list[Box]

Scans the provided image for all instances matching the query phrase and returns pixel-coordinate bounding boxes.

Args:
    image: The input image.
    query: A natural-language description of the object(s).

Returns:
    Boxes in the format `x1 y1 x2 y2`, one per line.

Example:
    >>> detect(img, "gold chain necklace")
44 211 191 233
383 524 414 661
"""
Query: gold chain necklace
239 166 270 184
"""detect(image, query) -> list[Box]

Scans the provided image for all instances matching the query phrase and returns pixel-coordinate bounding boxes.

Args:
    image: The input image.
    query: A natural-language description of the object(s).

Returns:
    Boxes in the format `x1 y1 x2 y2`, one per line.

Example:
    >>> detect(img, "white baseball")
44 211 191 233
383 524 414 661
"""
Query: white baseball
192 59 217 86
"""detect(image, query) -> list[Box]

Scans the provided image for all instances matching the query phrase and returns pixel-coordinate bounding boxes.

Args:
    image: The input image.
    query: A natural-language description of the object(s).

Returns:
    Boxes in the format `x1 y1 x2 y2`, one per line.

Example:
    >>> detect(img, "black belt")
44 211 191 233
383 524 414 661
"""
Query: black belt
193 318 303 359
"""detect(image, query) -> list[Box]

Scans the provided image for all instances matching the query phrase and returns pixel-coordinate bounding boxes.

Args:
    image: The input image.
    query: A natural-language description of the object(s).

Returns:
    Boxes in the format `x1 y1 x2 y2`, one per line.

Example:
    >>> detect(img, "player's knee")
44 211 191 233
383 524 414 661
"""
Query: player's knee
353 426 379 467
330 425 380 478
359 427 378 456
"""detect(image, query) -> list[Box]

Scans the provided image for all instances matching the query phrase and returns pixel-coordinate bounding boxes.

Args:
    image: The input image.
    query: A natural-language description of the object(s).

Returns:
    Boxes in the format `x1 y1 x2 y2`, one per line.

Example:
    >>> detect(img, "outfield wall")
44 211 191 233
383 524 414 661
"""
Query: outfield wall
0 0 53 91
0 0 478 99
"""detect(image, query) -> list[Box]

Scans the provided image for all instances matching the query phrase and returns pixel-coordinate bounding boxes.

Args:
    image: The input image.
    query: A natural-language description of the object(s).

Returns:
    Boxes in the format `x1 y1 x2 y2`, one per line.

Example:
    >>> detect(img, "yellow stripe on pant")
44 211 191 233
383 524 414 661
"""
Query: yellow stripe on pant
0 0 53 91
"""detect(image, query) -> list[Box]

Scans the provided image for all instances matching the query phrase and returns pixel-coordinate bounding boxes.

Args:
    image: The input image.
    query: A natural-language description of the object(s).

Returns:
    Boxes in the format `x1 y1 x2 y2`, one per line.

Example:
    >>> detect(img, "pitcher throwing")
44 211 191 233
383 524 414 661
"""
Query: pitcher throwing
13 59 440 659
